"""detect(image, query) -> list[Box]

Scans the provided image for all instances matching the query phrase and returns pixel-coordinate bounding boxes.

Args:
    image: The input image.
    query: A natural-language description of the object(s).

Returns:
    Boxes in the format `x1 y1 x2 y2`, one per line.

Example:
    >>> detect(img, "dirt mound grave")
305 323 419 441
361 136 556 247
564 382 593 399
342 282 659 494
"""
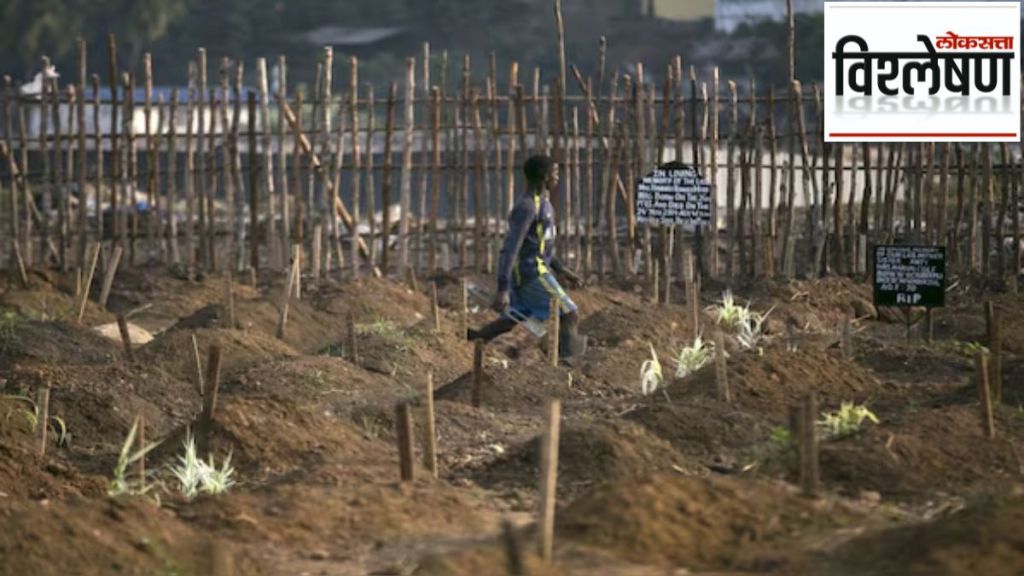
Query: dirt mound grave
629 393 773 466
578 295 695 348
231 355 401 405
0 496 264 576
818 403 1024 500
177 474 492 569
2 362 199 456
819 493 1024 576
314 276 431 322
355 318 474 386
153 394 376 480
0 319 120 366
137 326 299 382
1 274 113 327
473 420 704 499
669 346 890 419
435 361 578 411
0 397 107 500
559 473 867 573
104 266 250 335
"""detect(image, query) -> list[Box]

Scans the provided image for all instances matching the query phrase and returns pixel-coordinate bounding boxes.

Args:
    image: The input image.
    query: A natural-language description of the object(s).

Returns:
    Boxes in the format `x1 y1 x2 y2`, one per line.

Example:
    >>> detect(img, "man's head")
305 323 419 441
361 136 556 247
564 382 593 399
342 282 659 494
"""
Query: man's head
524 154 559 193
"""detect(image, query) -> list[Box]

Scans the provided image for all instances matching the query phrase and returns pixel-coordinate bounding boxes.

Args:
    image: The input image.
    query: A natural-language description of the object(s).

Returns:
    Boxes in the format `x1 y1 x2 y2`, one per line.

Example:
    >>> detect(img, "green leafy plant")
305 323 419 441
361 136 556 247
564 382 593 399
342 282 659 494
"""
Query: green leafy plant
770 426 792 447
674 335 713 379
955 341 989 358
168 432 236 500
358 318 410 351
818 402 880 439
640 343 663 396
109 417 161 497
0 310 20 354
707 290 751 330
2 394 70 447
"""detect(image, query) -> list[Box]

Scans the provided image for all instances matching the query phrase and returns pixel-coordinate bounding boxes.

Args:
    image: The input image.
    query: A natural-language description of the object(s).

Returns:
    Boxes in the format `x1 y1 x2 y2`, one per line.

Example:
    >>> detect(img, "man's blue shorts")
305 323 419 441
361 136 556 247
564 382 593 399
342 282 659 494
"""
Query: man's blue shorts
505 272 577 322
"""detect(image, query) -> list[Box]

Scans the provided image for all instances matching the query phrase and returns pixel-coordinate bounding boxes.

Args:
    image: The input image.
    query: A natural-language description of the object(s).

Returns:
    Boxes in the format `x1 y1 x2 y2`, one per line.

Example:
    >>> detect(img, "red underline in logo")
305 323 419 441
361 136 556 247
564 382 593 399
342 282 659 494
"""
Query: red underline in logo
829 132 1019 138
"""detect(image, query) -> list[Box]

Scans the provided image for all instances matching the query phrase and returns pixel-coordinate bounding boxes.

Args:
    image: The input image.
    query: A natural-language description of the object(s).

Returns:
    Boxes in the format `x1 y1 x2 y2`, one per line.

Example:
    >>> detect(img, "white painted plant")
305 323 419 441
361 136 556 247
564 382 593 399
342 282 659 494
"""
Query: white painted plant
639 343 663 396
169 432 236 500
817 402 879 439
109 417 160 497
675 335 713 379
736 306 774 352
707 290 753 330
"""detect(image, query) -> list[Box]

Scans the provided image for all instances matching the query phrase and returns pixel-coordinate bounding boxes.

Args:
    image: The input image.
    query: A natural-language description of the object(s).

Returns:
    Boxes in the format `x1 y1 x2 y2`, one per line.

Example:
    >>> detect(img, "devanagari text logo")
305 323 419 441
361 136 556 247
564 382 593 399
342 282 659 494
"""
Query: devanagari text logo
824 2 1021 142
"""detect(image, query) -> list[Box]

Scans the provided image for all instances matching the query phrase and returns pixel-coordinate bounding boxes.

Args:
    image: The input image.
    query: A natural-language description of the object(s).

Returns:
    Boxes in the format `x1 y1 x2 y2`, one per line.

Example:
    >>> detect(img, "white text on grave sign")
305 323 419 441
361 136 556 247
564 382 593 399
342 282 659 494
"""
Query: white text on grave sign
873 245 946 307
636 166 712 227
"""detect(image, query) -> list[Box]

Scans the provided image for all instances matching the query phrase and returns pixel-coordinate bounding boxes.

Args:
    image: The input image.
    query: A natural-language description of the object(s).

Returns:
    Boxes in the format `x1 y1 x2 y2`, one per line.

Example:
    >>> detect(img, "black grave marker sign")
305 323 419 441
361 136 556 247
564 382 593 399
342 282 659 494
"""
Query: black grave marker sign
636 165 712 227
873 245 946 308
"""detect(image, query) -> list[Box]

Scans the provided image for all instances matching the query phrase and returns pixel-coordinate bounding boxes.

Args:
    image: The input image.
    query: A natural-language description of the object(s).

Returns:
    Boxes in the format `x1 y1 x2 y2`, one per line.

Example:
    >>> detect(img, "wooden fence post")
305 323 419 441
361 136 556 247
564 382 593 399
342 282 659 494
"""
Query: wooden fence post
347 312 359 364
99 245 123 308
116 315 134 363
502 519 525 576
396 402 415 482
431 282 441 332
538 399 561 562
840 316 853 360
76 242 100 323
191 333 205 397
276 246 300 340
549 298 560 366
198 344 223 457
714 331 729 403
472 340 485 408
460 278 469 338
423 372 438 478
800 391 819 497
976 352 996 439
136 415 146 486
36 384 51 458
985 301 1002 404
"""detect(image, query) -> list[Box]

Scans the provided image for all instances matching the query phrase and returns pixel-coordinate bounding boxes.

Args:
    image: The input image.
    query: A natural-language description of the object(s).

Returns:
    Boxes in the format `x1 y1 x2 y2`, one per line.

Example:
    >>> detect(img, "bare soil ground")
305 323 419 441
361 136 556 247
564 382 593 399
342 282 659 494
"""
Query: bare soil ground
1 267 1022 575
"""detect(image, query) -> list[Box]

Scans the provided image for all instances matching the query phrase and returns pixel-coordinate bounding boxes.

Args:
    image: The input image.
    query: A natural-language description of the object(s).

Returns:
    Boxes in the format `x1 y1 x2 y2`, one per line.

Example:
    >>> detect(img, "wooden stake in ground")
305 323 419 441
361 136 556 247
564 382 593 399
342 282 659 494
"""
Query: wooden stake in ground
502 519 525 576
976 351 996 439
714 331 729 403
538 399 562 562
224 270 236 329
840 316 853 360
423 372 438 478
136 415 146 487
76 243 101 323
276 246 301 340
99 246 123 308
116 315 134 363
431 282 441 332
549 298 560 367
191 332 204 397
985 301 1002 404
396 402 415 482
347 312 359 364
685 250 700 337
800 391 819 497
460 278 469 338
472 340 485 408
406 266 420 293
36 384 51 458
198 344 223 457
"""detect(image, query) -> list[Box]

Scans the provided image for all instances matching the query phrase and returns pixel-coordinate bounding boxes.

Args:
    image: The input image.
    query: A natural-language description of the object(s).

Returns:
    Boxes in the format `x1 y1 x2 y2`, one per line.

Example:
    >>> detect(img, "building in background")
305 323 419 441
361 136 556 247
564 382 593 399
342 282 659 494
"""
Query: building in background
650 0 715 21
714 0 823 33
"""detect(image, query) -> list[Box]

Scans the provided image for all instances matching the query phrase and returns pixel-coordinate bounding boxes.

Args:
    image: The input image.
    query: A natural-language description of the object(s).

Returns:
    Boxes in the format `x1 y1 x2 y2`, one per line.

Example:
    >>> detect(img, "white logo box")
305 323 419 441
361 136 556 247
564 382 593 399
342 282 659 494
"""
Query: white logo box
824 1 1021 142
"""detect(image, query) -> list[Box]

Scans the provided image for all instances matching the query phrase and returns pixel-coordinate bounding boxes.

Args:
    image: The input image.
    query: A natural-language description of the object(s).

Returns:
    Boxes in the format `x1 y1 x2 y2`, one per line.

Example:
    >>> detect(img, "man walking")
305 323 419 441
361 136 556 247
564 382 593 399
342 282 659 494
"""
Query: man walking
467 155 587 358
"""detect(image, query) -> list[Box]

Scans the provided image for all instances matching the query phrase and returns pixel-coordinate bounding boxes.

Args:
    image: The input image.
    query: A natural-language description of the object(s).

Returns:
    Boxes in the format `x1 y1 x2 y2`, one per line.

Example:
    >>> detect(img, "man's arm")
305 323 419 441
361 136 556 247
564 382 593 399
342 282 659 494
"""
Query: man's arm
496 200 535 292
